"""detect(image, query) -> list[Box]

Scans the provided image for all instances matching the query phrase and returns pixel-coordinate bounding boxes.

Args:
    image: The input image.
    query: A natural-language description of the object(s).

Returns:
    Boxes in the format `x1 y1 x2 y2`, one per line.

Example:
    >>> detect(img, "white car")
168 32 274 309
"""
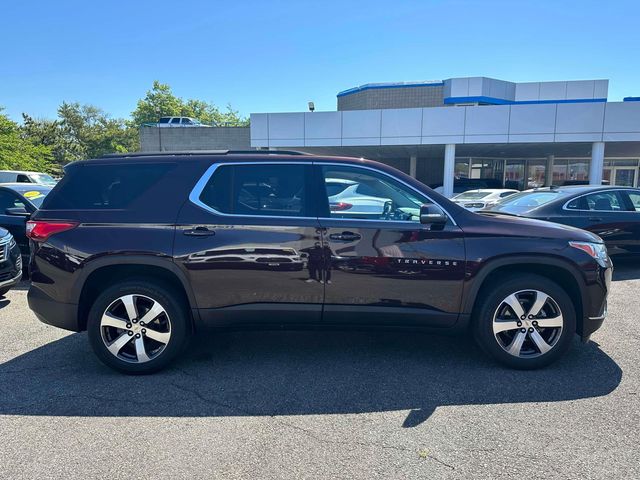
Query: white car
0 170 57 186
451 189 519 211
326 178 390 217
156 117 209 127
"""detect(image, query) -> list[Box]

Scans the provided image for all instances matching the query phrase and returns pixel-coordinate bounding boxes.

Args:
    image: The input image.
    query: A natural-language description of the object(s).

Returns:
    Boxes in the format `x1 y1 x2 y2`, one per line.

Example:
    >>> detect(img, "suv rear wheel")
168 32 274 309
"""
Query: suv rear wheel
87 280 189 374
473 274 576 369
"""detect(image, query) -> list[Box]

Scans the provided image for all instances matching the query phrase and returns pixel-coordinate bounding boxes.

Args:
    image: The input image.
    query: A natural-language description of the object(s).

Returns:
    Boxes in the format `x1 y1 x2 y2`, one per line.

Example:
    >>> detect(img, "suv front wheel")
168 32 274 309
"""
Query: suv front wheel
473 274 576 369
87 280 190 374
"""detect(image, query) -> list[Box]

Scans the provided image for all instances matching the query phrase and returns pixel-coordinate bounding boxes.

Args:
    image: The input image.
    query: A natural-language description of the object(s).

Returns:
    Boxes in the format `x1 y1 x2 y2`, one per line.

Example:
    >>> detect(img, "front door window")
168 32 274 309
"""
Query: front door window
319 165 439 223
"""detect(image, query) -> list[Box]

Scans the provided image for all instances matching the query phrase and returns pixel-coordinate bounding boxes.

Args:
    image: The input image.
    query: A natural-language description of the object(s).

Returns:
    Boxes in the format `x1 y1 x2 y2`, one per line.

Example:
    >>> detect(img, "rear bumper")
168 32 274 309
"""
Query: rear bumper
27 284 80 332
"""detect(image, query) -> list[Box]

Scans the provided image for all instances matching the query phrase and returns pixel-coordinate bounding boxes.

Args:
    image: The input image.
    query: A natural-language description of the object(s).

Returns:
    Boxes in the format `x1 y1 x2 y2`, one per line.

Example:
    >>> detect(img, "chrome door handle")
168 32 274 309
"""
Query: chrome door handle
329 232 361 242
183 226 215 237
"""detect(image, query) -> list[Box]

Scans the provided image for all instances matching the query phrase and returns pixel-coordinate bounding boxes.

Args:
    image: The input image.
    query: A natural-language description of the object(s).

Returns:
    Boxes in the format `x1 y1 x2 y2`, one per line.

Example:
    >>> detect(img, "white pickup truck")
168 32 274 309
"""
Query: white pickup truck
156 117 209 127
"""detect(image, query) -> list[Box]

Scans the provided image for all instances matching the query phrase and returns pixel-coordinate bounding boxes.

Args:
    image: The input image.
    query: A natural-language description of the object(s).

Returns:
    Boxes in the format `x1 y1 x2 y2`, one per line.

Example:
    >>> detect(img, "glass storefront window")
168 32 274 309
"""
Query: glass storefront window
505 161 525 190
527 161 546 189
455 159 470 179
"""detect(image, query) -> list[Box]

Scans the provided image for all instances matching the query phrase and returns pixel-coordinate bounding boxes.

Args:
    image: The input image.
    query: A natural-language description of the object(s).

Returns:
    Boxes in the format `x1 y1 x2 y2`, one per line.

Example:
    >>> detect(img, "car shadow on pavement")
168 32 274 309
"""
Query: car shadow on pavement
0 329 622 427
612 257 640 281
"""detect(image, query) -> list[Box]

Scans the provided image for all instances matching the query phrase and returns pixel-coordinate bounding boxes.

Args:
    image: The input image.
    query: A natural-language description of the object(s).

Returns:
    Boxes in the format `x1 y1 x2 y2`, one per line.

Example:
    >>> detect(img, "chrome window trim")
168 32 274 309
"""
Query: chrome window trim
561 188 640 213
188 161 458 226
188 161 315 220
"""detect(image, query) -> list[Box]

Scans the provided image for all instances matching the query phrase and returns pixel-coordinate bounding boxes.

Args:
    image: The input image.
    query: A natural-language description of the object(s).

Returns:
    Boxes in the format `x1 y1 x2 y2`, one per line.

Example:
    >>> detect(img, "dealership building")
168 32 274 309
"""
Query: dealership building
248 76 640 196
139 75 640 197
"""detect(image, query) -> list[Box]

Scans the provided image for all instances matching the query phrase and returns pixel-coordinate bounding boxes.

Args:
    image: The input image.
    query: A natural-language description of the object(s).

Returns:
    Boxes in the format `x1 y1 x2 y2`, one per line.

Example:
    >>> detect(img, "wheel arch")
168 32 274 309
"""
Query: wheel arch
75 256 199 332
463 255 587 335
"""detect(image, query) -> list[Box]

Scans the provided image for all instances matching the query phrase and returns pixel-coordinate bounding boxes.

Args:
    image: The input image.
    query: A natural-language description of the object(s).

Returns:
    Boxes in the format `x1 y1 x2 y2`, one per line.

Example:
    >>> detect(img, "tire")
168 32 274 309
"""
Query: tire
0 286 11 297
87 279 190 374
473 274 576 369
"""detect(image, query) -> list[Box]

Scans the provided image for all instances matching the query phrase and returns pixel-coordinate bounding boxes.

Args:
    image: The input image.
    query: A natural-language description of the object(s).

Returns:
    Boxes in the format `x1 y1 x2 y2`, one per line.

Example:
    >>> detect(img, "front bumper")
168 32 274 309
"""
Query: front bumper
27 284 80 332
0 240 23 290
0 270 22 290
581 260 612 341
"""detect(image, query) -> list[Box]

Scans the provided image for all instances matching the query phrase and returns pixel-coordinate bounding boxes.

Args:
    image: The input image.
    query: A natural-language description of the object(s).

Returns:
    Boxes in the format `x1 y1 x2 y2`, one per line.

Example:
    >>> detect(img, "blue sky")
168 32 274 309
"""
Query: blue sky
1 0 639 122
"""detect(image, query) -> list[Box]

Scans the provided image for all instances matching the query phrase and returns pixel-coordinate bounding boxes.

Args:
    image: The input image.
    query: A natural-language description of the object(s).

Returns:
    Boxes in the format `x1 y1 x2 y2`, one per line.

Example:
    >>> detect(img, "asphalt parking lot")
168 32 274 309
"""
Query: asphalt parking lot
1 262 639 480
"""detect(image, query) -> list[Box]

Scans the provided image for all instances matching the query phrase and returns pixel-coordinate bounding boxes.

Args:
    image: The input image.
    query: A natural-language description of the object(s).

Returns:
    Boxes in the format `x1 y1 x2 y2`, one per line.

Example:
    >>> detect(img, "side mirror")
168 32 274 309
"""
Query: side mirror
420 204 448 226
5 207 30 217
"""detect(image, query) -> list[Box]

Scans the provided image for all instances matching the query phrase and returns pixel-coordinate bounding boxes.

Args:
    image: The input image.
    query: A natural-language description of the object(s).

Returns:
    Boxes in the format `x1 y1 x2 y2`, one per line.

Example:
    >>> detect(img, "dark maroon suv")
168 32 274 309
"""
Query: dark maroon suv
27 151 612 374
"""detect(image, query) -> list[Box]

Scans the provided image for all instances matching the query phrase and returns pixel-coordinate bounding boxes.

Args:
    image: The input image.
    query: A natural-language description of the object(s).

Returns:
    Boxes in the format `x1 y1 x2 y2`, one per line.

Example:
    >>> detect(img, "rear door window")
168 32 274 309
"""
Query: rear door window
170 118 181 124
42 163 175 209
197 164 310 217
623 191 640 212
583 191 625 211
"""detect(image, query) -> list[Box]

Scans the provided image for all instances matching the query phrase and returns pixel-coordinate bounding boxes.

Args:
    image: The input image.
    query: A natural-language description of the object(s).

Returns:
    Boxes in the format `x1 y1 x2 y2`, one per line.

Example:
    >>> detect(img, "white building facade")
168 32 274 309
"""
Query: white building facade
250 77 640 196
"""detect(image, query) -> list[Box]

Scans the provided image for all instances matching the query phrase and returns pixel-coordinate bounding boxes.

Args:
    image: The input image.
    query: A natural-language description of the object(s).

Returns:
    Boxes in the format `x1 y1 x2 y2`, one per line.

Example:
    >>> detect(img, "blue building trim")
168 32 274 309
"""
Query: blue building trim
623 97 640 102
337 81 445 97
443 96 607 105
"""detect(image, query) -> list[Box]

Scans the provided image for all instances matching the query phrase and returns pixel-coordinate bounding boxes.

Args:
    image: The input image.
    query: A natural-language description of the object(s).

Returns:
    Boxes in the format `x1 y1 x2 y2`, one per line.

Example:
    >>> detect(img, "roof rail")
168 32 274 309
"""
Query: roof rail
100 150 311 159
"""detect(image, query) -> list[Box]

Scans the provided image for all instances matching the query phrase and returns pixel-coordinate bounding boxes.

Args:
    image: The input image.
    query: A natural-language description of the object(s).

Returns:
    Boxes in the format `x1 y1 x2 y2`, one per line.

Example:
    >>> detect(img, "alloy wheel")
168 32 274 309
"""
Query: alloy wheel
100 294 172 363
492 289 564 358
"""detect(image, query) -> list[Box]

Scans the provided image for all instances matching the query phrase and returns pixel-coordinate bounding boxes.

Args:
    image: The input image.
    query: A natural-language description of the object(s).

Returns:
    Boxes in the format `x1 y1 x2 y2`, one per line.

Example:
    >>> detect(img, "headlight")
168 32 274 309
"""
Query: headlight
569 241 608 265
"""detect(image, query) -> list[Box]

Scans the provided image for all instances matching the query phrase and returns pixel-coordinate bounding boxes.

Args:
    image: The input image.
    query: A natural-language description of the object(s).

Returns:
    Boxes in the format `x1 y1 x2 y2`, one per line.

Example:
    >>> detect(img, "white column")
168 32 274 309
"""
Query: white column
443 144 456 198
545 155 554 187
409 154 417 178
589 142 605 185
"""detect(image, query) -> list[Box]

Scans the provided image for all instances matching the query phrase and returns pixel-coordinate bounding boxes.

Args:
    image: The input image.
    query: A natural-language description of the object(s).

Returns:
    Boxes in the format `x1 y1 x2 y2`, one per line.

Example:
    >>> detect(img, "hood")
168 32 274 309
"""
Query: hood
471 212 603 243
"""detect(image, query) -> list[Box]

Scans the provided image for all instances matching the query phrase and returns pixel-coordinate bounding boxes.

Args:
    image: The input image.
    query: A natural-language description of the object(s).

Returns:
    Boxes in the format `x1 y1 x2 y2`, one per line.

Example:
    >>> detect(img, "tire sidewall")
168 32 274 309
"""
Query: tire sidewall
474 274 576 369
87 280 189 374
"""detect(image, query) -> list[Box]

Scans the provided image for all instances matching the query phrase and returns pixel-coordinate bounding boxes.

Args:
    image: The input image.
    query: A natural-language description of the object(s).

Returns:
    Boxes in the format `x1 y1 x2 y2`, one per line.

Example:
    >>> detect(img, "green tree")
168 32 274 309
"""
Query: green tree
132 81 249 127
0 108 53 173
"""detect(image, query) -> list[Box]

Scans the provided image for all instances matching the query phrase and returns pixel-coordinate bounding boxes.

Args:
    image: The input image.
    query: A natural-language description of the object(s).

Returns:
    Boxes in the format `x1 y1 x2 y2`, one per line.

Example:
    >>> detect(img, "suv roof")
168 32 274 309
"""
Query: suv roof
99 150 311 159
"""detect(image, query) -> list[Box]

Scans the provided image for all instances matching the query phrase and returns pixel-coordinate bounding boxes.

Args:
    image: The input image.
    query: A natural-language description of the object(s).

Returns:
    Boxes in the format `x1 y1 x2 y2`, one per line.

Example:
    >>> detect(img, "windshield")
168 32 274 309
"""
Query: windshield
489 190 570 213
454 191 492 200
21 189 50 207
27 173 56 185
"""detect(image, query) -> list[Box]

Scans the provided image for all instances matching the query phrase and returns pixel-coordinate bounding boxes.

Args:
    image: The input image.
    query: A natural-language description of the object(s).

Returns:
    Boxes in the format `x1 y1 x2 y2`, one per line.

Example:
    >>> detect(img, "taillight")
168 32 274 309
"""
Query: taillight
26 220 78 242
330 202 353 211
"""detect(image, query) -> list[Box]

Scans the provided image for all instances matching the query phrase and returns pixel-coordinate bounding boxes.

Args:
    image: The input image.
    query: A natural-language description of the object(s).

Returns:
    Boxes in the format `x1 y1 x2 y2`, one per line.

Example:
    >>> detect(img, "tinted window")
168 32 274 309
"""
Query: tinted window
170 118 181 124
625 191 640 211
500 191 516 198
199 164 308 217
42 163 175 209
320 165 433 222
0 191 25 211
181 118 193 125
16 174 31 183
584 191 624 211
566 197 582 210
158 118 170 123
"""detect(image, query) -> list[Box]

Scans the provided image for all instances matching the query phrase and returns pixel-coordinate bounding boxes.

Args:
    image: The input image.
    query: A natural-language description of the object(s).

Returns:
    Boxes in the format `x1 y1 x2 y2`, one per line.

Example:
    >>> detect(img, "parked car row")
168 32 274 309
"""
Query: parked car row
0 172 56 296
